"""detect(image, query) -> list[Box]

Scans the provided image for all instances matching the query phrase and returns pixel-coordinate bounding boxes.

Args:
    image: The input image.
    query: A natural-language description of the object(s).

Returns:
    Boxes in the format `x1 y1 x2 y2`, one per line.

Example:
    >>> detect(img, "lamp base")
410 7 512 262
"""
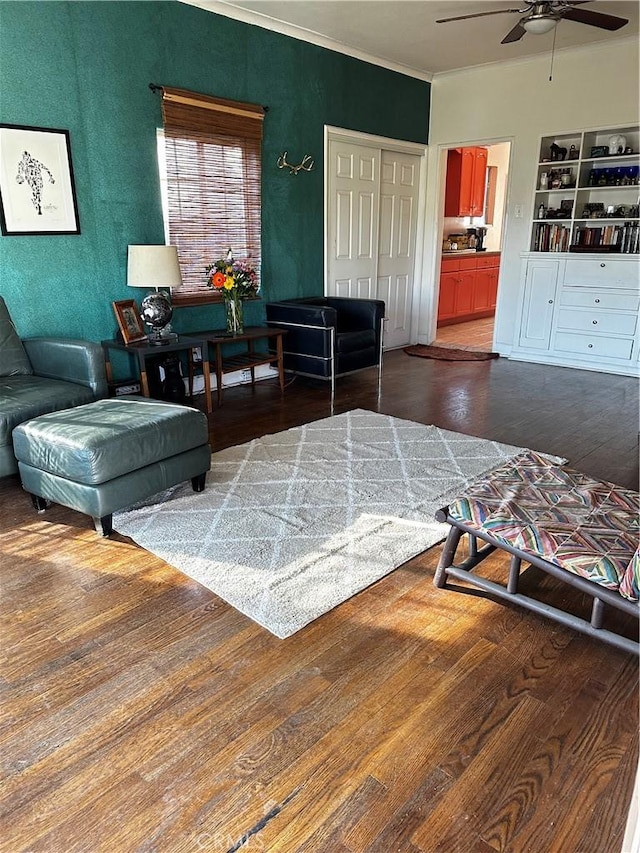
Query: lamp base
147 330 178 346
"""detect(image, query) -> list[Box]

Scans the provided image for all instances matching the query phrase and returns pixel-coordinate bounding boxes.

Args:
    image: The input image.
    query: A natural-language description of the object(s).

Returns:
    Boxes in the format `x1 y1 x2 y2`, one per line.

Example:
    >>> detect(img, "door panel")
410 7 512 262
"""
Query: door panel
328 141 380 299
377 150 419 349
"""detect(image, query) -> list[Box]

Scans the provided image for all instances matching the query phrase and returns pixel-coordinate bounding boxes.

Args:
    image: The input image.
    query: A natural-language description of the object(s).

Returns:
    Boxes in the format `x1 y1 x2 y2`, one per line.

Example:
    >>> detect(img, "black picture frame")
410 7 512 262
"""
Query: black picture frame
0 123 81 236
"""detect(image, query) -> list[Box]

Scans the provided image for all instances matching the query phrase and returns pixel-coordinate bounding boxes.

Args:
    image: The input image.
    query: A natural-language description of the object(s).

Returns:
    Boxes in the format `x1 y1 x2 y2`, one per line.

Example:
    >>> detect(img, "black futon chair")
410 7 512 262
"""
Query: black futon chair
265 296 385 395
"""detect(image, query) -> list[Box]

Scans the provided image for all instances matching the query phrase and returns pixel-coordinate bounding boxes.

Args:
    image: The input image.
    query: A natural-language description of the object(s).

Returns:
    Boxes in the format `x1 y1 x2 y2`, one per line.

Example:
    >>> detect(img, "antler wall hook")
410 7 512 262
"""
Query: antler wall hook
277 152 315 175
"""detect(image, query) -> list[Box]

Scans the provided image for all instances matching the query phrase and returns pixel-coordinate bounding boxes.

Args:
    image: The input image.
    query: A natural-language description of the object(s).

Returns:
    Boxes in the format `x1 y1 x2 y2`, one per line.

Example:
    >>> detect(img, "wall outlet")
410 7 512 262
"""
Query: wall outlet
241 369 252 381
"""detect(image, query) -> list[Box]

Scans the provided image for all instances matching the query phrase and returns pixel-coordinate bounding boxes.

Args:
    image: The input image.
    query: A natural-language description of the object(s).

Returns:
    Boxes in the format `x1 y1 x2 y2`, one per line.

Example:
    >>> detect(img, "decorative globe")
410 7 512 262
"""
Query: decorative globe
140 291 172 336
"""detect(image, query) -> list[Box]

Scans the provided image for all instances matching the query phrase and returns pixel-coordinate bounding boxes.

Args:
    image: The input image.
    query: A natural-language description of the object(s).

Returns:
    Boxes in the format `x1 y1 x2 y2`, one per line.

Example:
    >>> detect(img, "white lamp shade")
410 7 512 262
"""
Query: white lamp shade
127 245 183 290
523 15 558 34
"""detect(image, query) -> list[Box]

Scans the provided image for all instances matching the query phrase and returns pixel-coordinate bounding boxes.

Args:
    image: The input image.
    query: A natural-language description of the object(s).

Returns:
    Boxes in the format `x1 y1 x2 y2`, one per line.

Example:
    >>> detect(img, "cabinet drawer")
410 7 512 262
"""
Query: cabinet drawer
563 259 638 289
458 256 478 270
441 256 461 272
476 253 500 269
560 289 640 312
554 332 634 361
556 308 637 336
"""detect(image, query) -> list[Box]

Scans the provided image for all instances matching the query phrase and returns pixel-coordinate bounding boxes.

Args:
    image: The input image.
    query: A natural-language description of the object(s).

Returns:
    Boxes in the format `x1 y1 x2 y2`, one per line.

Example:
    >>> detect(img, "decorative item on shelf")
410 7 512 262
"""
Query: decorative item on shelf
590 145 609 158
127 245 182 346
538 203 546 219
608 134 627 155
549 142 567 162
539 171 549 189
560 168 573 187
567 145 579 160
206 249 259 336
550 170 562 189
276 152 315 175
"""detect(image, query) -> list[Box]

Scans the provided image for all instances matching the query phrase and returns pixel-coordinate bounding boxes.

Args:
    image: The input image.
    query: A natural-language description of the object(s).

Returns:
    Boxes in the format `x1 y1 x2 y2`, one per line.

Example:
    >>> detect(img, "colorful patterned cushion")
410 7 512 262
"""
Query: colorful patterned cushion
448 450 640 603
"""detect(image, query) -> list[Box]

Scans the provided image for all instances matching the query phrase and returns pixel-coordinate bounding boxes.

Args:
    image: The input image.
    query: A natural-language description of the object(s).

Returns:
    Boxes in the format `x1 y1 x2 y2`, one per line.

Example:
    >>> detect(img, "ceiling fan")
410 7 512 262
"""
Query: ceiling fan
436 2 629 45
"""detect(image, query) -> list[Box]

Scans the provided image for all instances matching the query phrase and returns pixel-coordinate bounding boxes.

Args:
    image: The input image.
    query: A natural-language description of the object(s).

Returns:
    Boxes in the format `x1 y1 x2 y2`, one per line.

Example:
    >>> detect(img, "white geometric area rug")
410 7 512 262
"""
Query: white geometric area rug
113 409 529 639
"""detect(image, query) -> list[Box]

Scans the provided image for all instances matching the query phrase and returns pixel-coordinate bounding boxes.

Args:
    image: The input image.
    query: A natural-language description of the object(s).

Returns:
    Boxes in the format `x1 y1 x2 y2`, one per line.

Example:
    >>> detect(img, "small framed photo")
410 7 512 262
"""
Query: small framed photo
0 124 81 235
112 300 146 344
560 199 574 213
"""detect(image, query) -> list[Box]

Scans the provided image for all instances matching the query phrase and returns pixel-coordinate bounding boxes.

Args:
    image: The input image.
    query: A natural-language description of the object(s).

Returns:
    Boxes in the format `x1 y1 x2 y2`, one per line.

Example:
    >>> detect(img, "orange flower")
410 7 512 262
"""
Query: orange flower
211 271 226 289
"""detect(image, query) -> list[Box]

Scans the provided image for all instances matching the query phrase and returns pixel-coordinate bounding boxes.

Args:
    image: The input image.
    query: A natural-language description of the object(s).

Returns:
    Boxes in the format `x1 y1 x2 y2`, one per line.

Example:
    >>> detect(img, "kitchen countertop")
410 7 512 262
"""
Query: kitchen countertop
442 249 501 256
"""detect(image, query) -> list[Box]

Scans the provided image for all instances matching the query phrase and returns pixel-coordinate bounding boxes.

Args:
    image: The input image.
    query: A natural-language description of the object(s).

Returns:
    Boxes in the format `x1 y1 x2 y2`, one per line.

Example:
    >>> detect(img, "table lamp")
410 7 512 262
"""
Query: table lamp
127 245 182 345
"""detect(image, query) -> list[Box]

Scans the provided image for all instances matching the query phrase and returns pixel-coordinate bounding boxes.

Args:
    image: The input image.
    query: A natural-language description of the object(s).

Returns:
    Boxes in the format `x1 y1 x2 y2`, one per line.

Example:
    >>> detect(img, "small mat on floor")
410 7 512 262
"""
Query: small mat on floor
404 345 499 361
112 410 541 638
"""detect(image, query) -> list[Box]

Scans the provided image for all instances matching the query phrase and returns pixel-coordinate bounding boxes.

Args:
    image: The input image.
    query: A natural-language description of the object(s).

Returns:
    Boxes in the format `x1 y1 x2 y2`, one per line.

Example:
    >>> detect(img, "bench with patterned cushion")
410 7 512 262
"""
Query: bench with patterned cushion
434 450 639 655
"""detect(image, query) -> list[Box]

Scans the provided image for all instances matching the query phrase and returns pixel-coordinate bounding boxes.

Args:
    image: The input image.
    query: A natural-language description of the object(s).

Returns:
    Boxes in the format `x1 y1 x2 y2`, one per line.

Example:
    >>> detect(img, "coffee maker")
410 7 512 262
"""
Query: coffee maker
475 227 487 252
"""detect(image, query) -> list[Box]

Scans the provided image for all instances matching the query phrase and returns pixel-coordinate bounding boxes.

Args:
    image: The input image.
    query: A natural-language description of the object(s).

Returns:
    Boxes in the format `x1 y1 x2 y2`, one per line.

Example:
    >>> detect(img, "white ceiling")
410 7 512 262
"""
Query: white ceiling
182 1 639 78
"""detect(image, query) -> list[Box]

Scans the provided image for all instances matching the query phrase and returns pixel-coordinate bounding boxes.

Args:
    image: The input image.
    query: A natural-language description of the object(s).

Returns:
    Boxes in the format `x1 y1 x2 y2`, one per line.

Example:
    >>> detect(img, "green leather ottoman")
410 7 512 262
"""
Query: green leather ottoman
13 397 211 536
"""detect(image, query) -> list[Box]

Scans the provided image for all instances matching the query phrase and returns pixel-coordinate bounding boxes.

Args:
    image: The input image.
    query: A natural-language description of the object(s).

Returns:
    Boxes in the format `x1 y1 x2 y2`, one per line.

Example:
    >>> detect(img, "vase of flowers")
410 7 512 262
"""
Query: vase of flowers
206 250 260 336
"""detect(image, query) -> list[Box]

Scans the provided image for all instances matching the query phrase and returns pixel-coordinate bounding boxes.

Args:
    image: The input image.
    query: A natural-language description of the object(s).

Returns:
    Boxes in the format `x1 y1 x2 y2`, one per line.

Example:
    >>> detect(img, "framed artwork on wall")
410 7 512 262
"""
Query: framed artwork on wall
112 300 146 344
0 123 81 236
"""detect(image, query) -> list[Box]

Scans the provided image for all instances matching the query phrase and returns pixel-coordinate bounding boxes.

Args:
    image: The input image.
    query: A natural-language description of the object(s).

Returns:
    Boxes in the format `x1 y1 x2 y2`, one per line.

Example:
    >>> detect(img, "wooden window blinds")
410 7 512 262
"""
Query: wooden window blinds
158 86 265 305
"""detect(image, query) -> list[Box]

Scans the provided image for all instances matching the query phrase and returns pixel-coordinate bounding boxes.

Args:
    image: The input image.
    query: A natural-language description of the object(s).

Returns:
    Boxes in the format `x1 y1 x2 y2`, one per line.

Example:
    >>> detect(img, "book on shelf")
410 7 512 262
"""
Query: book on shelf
532 223 570 252
571 222 639 254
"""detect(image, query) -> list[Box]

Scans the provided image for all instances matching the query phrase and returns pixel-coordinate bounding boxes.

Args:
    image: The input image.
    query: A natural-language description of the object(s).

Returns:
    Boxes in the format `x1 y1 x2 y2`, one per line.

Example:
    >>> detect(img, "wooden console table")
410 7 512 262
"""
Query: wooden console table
101 335 212 414
184 326 286 406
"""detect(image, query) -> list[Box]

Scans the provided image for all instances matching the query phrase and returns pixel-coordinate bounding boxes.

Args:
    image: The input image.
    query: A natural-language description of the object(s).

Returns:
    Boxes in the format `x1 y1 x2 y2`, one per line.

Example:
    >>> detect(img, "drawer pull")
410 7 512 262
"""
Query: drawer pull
594 298 600 303
592 320 598 325
600 263 606 268
588 344 593 348
548 299 553 304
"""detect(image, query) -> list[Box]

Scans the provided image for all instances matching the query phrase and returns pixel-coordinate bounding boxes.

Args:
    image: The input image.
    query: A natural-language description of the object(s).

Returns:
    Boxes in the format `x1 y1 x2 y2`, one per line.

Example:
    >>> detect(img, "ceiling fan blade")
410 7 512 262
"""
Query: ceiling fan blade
561 7 629 30
436 8 522 24
501 21 527 43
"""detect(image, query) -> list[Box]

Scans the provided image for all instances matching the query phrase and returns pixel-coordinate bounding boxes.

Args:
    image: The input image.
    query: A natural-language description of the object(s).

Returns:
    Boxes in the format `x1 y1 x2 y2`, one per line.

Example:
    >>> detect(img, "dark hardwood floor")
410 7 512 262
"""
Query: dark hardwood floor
1 350 638 852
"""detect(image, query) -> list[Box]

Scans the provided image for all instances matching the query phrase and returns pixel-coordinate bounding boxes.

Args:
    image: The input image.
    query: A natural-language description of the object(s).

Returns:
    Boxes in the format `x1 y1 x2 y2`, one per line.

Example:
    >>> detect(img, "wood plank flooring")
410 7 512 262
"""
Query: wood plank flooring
1 350 638 852
434 317 495 351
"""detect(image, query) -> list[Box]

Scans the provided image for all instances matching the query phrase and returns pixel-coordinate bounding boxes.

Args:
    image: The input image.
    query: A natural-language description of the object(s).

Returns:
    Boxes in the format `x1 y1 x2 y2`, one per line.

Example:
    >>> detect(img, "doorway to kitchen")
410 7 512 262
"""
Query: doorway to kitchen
434 140 511 352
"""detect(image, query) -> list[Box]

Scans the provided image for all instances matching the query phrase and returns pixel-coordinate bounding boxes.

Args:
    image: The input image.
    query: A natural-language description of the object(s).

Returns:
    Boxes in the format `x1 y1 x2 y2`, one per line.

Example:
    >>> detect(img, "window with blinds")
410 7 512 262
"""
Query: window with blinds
157 86 265 306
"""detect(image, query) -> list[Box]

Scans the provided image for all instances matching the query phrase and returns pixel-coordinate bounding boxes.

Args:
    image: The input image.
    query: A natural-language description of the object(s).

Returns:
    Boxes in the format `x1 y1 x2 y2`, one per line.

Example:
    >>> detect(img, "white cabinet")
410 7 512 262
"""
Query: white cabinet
519 258 560 350
513 254 639 376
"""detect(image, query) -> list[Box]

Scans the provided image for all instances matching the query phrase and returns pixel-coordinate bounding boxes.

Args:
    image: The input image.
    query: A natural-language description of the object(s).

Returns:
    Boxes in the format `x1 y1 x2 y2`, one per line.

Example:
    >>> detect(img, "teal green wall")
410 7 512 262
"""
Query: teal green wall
0 1 430 340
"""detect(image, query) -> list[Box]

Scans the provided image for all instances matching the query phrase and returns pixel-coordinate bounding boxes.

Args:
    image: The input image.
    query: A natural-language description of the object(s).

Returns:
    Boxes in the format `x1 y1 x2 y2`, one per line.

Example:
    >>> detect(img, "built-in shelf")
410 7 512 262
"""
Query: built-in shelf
531 124 639 254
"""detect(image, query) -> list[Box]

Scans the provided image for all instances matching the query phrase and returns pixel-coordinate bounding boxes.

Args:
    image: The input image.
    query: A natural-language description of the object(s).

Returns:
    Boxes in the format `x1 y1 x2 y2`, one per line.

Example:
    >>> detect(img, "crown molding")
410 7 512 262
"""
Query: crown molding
179 0 433 83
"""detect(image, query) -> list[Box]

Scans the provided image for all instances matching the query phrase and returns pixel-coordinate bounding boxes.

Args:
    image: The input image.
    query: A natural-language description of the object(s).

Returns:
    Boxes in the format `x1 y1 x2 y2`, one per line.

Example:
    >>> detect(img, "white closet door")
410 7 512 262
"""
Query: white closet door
377 149 420 350
327 138 421 348
327 140 379 299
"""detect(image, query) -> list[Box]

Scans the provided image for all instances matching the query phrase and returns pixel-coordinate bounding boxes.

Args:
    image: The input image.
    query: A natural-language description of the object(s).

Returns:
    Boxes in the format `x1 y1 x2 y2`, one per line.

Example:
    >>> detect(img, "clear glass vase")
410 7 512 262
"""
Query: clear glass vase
224 293 244 335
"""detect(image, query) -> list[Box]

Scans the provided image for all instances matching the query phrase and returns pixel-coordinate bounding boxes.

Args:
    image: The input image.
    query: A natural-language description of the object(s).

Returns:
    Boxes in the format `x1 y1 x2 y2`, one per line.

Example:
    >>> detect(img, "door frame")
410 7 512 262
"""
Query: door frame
426 135 515 348
324 125 428 347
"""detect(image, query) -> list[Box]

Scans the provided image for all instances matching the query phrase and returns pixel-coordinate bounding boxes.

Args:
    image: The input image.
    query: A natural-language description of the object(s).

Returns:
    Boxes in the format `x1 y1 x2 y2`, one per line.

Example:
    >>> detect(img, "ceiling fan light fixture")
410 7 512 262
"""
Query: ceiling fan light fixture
522 14 559 35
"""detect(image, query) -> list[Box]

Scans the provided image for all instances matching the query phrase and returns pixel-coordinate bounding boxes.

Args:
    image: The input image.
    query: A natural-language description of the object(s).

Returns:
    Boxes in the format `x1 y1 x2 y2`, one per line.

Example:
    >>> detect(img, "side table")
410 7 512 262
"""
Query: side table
183 327 286 406
101 336 213 414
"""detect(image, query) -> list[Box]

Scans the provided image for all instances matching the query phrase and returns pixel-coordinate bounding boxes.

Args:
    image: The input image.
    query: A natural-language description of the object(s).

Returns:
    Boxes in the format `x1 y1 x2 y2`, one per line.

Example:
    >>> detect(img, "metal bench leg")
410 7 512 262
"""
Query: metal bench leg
507 555 521 594
434 526 463 588
591 596 605 630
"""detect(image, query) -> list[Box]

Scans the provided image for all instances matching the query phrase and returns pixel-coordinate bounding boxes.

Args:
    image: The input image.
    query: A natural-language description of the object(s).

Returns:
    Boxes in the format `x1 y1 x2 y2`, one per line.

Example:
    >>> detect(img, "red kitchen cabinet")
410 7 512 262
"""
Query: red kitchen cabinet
474 267 498 312
444 147 488 217
437 253 500 325
438 271 457 321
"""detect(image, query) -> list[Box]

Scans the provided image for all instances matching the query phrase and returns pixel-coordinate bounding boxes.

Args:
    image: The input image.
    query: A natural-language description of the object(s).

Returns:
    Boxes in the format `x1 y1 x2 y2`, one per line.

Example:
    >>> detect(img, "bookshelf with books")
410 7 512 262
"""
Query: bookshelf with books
530 124 639 254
